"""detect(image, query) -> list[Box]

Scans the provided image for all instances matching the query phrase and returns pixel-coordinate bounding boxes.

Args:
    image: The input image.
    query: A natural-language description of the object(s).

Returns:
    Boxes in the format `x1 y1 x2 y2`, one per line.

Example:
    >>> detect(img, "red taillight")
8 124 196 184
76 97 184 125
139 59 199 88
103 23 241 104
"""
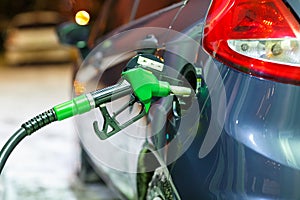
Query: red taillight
203 0 300 84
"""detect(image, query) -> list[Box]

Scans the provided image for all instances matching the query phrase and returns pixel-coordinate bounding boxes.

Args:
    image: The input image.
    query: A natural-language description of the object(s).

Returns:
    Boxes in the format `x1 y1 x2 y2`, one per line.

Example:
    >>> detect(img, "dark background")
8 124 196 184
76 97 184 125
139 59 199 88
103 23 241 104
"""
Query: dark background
0 0 102 50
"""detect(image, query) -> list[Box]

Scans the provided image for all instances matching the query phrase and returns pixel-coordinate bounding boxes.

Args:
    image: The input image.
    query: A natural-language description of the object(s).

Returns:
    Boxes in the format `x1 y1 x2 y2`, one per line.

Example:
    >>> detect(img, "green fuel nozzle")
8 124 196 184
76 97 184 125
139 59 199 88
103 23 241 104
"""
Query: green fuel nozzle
54 67 191 121
0 57 192 174
52 67 191 139
122 68 171 113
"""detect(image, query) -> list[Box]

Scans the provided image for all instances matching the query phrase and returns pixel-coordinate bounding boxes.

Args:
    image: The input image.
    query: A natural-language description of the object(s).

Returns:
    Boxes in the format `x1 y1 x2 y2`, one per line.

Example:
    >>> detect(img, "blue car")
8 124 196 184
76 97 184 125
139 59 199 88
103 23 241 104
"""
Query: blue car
72 0 300 199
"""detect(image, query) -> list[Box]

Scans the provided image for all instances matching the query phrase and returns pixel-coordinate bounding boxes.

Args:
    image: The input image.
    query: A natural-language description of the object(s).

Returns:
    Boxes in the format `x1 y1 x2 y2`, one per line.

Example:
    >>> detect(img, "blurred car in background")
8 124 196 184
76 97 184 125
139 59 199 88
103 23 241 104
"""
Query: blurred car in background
57 0 181 80
4 11 75 65
70 0 300 199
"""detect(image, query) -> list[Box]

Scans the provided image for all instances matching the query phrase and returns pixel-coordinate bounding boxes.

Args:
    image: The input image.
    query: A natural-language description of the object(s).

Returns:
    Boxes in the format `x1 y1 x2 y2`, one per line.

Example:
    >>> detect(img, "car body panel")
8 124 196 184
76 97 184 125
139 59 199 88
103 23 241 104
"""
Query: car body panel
74 1 211 199
170 59 300 199
286 0 300 19
73 0 300 199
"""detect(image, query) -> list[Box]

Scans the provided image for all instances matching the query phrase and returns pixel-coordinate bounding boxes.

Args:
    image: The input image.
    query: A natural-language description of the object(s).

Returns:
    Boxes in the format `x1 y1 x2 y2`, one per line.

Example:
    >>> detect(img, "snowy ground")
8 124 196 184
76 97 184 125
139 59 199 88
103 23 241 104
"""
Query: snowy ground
0 63 117 200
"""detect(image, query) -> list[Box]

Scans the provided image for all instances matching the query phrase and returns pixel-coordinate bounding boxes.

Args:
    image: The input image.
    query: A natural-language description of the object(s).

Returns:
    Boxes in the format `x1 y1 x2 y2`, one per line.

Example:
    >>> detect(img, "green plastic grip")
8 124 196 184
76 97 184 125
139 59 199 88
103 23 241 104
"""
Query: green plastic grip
53 68 172 120
53 95 91 121
122 68 171 113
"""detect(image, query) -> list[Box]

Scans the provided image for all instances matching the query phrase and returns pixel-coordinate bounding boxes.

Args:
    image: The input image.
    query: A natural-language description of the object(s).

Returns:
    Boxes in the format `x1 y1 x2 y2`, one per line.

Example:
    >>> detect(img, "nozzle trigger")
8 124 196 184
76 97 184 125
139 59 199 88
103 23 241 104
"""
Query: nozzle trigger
93 97 146 140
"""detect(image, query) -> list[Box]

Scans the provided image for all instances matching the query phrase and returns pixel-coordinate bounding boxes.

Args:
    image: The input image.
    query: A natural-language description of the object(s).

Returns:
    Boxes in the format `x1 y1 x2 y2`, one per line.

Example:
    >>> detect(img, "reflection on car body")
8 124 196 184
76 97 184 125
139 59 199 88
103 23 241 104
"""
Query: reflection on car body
72 0 300 199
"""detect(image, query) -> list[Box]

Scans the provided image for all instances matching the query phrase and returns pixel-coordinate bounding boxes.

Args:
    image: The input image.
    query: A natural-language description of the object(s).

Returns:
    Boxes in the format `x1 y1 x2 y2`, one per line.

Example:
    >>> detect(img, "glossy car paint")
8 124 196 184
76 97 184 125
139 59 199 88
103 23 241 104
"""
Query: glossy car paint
170 59 300 199
74 0 300 199
169 0 300 199
75 1 210 199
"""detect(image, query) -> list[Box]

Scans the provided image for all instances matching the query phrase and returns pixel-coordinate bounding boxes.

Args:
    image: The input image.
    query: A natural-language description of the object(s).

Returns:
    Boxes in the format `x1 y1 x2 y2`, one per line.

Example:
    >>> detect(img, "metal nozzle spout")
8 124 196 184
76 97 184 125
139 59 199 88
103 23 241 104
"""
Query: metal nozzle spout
170 85 192 97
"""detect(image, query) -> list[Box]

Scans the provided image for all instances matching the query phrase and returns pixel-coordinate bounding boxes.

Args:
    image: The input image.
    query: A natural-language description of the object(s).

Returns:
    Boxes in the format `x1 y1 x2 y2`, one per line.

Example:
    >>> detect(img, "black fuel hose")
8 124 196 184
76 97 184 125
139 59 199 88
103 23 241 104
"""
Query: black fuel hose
0 109 57 174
